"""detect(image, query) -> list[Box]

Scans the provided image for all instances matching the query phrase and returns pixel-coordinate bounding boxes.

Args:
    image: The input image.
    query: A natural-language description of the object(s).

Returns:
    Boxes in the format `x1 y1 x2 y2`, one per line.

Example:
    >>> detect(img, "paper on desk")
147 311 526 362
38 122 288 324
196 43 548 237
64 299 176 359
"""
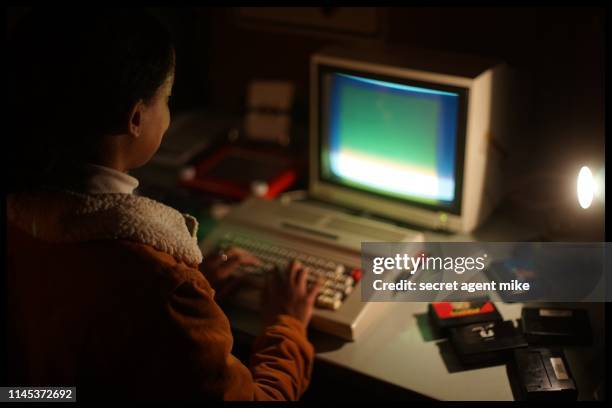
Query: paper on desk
247 80 294 110
244 112 291 145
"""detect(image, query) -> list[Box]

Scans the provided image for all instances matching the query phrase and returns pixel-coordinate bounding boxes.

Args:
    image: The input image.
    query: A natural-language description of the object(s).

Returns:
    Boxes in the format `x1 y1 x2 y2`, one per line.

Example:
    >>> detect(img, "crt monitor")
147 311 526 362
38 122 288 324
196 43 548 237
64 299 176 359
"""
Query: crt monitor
309 46 511 233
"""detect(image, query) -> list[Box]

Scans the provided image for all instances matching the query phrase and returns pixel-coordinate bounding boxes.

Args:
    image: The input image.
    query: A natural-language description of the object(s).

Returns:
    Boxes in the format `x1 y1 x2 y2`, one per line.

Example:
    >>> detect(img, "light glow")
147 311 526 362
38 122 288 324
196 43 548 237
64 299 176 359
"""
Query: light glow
577 166 595 209
594 167 605 201
330 150 454 201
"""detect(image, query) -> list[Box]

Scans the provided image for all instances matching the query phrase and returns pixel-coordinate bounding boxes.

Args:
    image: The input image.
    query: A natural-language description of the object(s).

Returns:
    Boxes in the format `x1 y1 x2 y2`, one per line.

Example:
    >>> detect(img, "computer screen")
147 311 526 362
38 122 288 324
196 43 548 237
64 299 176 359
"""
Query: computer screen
319 68 467 214
311 47 507 232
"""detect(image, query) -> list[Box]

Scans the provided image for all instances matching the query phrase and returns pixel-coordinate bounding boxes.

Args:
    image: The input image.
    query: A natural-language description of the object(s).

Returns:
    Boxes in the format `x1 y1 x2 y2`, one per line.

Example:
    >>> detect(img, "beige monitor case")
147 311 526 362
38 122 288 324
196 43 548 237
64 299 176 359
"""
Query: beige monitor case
309 45 512 233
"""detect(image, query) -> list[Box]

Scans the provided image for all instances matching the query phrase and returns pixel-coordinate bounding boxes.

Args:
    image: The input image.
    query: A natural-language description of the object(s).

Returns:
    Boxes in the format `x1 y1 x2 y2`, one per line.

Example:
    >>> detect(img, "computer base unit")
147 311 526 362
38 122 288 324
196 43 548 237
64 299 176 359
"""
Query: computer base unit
200 197 424 340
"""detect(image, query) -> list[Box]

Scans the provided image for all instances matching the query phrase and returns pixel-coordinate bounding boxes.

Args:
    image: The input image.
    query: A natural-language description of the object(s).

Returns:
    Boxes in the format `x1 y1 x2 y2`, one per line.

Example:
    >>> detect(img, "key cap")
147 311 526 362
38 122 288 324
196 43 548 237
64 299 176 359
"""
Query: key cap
334 282 352 295
314 258 327 268
316 294 342 310
325 271 337 280
323 280 335 288
321 288 343 301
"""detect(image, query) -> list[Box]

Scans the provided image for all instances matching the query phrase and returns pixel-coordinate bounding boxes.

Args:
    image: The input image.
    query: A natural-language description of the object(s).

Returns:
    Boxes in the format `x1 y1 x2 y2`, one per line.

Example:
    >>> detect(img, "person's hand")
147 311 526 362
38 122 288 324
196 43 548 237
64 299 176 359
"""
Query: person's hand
261 260 322 328
201 247 262 298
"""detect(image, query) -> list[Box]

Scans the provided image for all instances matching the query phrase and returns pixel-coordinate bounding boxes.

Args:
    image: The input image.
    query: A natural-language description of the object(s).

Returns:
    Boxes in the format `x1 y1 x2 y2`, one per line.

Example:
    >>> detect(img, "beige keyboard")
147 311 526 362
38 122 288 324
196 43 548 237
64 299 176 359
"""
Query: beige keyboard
218 232 362 310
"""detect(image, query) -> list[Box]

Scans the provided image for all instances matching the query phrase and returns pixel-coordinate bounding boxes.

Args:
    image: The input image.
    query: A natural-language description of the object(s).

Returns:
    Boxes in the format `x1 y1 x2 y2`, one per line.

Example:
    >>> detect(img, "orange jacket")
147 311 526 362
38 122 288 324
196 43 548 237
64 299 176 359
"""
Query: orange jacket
6 190 314 401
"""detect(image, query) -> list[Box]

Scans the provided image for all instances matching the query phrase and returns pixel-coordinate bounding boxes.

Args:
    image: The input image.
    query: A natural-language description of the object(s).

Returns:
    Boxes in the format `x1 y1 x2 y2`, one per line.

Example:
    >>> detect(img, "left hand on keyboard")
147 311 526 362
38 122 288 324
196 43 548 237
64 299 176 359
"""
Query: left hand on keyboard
201 247 263 297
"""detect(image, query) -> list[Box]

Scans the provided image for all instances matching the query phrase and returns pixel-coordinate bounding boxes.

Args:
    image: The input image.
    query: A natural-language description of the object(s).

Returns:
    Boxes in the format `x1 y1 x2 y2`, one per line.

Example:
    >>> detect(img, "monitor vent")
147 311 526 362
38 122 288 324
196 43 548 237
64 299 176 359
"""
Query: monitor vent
272 206 324 224
324 217 406 241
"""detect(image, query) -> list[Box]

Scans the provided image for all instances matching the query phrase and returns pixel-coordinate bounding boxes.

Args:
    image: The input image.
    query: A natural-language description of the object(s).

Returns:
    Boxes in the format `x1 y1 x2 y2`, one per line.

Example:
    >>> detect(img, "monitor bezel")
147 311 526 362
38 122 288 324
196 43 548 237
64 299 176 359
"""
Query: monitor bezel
316 64 469 217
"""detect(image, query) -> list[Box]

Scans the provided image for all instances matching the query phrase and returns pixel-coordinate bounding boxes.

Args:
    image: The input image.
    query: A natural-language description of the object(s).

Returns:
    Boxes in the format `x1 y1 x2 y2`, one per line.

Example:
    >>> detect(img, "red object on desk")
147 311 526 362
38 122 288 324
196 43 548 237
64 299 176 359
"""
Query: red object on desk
431 301 496 319
179 145 298 199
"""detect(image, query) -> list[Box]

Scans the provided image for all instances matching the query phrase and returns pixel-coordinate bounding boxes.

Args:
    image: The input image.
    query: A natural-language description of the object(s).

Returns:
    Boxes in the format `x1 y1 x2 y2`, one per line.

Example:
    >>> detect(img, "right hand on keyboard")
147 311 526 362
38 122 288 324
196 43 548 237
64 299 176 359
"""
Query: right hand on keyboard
261 260 322 328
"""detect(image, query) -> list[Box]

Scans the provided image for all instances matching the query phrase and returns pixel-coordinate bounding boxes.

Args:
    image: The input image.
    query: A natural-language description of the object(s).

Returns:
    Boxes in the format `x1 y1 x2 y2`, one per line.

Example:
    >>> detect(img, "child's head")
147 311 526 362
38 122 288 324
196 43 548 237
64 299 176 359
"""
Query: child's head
8 9 175 190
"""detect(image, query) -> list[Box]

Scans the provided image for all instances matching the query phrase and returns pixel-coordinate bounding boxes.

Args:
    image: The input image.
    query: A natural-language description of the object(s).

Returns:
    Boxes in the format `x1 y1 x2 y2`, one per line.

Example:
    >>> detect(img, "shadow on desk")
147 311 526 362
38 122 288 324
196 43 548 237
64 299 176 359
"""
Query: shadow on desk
302 359 433 401
436 339 509 373
230 328 432 401
414 312 446 342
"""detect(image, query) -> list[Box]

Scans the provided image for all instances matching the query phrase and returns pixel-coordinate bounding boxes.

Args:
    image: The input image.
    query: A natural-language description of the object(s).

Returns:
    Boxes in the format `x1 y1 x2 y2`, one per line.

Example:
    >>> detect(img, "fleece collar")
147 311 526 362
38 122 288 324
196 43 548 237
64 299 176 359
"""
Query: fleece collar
7 190 203 266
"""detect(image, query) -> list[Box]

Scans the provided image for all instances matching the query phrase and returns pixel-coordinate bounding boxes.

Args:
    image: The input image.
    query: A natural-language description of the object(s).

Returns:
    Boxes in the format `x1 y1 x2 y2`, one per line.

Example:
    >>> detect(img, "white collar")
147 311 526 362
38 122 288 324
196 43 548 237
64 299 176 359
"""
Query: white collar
46 162 139 195
80 163 139 194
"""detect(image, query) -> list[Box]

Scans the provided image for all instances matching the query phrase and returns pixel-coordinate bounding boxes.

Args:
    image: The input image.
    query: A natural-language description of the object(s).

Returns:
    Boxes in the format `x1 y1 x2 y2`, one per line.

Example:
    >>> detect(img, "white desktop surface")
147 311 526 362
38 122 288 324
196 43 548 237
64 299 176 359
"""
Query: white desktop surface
223 210 602 401
227 298 602 401
227 301 522 401
312 302 523 401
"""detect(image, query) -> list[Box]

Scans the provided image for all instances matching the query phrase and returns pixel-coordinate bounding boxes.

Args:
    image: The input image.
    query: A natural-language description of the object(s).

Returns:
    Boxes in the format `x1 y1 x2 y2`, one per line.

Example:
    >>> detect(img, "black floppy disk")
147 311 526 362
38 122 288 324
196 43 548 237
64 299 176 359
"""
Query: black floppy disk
521 307 592 345
450 320 527 365
513 347 577 401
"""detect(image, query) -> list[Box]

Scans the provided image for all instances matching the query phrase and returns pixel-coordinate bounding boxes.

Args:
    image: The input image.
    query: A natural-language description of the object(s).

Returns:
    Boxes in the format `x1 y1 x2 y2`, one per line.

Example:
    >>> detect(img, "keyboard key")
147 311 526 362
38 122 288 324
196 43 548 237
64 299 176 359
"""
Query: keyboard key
333 282 352 295
321 288 343 301
314 258 327 267
316 294 342 310
325 271 337 280
321 288 335 296
323 280 335 288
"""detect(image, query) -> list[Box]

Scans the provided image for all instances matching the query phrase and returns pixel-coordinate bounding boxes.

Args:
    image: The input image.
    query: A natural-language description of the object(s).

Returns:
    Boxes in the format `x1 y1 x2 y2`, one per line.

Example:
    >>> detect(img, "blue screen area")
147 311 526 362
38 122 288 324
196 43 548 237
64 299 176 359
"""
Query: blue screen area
320 72 461 207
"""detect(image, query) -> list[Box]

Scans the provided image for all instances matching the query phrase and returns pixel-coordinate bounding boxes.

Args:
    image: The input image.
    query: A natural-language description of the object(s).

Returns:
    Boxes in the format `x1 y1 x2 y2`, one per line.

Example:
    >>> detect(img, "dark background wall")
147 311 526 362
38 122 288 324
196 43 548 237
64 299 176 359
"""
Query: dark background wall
7 6 603 161
152 6 604 237
7 7 605 237
147 7 604 169
154 8 603 133
7 8 603 134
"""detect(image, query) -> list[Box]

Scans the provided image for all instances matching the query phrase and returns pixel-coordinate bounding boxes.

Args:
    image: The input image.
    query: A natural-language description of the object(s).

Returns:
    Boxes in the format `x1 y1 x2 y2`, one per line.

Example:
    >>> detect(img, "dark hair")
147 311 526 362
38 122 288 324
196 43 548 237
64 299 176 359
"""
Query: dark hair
7 8 174 192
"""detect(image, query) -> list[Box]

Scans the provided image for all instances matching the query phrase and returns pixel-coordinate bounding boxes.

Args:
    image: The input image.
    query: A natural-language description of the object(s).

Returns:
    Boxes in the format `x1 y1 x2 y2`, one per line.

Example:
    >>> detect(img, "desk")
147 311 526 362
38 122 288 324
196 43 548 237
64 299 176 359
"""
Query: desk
224 298 604 401
218 207 604 401
225 302 519 400
133 167 604 401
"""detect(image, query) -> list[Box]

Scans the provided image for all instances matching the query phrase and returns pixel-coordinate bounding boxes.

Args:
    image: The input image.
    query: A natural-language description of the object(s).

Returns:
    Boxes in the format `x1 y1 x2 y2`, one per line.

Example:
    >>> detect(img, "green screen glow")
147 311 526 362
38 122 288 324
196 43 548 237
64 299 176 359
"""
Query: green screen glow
322 73 459 206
